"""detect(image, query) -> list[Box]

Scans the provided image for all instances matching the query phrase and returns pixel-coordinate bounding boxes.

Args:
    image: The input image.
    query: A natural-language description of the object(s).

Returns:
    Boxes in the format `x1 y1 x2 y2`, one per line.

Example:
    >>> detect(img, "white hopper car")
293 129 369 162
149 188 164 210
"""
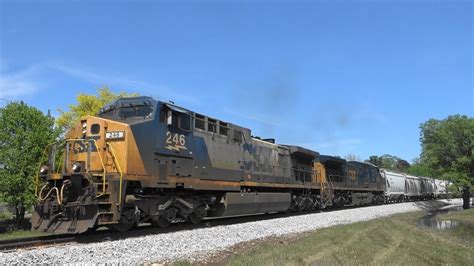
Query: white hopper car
380 169 450 202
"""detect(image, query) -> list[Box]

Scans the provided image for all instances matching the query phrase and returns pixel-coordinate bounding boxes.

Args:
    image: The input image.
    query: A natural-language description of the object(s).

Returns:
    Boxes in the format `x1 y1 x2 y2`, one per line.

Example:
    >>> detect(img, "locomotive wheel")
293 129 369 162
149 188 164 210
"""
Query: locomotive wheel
110 220 135 232
188 205 207 225
152 207 178 228
109 207 139 232
187 213 202 224
152 216 171 228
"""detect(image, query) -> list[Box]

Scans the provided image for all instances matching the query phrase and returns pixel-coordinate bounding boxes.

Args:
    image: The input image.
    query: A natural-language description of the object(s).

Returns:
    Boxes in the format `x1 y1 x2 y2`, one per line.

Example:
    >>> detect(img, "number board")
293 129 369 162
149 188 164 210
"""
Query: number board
105 131 125 140
164 131 188 152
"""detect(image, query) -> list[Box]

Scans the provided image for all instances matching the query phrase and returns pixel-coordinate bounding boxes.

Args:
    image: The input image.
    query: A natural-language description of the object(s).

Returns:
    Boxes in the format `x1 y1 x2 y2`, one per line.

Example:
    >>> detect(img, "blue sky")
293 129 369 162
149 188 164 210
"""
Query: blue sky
0 0 473 162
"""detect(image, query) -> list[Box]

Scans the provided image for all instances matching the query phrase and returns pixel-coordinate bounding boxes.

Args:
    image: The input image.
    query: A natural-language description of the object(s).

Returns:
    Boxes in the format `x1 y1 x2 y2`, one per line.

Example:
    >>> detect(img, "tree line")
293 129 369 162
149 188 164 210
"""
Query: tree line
0 87 473 224
350 115 473 196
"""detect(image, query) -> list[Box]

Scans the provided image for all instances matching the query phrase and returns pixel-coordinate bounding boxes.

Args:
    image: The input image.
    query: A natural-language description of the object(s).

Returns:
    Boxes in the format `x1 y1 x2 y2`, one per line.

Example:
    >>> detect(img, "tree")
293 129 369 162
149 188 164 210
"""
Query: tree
407 158 433 177
56 86 138 131
396 159 410 172
365 154 410 172
419 115 474 189
345 154 361 162
367 155 382 167
0 102 60 225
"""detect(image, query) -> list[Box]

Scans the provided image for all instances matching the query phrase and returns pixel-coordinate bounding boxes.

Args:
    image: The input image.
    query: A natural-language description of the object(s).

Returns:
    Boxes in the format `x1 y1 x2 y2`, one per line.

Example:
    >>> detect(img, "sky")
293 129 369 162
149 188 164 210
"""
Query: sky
0 0 473 162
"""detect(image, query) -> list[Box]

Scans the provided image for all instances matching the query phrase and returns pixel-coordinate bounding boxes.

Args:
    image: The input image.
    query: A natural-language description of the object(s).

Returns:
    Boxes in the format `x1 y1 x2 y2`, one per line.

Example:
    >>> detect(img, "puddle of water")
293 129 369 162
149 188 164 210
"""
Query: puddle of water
416 206 471 231
417 218 459 230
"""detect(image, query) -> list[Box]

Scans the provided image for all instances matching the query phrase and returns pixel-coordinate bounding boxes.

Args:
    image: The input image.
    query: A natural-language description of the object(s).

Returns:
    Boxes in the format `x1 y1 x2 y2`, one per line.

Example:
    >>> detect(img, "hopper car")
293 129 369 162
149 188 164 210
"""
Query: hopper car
381 169 450 202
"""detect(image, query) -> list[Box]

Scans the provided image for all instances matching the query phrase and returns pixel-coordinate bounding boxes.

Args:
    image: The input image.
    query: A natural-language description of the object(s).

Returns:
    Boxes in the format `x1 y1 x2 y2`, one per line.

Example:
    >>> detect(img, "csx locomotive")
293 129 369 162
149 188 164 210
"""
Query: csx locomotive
31 96 443 234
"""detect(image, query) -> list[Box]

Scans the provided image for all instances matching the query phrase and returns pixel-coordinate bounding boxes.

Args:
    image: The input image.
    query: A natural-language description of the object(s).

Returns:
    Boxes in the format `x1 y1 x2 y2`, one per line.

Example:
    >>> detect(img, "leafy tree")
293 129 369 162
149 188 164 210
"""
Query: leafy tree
419 115 474 189
365 154 410 172
395 159 410 172
367 155 382 166
406 158 433 177
345 154 361 162
57 86 138 131
0 102 60 225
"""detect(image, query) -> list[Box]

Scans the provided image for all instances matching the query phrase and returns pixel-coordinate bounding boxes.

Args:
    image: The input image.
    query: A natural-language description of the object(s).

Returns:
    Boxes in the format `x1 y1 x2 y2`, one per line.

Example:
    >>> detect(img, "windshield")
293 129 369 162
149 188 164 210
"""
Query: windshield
98 105 116 117
118 101 153 119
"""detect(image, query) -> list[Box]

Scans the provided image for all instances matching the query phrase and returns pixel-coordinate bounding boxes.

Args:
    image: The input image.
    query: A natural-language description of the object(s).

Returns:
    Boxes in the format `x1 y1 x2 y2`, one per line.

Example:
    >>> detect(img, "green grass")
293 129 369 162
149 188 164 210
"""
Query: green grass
173 260 193 266
0 212 12 221
194 211 474 266
0 230 48 241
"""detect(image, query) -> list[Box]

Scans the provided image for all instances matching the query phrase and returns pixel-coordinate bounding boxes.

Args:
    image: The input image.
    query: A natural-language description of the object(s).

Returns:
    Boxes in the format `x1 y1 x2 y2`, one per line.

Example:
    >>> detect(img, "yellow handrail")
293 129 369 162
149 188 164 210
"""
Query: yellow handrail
106 143 124 205
34 139 109 208
66 139 107 197
34 141 58 197
55 143 65 173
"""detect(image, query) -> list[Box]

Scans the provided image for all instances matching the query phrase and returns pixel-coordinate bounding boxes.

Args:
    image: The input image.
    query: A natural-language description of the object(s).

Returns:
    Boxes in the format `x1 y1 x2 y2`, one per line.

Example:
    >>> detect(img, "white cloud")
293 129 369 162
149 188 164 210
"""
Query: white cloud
0 62 198 105
48 64 151 89
0 77 37 98
0 66 41 98
47 63 199 106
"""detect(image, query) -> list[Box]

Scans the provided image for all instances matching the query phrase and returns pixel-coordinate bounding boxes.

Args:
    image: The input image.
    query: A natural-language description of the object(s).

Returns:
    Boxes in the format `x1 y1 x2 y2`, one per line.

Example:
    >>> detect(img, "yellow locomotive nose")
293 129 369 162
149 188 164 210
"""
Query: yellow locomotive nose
31 114 135 234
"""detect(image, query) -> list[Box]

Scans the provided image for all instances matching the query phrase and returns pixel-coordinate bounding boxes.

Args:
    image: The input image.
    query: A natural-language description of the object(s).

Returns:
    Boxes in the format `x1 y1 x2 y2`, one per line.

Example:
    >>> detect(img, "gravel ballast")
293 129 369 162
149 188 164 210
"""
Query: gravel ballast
0 199 461 264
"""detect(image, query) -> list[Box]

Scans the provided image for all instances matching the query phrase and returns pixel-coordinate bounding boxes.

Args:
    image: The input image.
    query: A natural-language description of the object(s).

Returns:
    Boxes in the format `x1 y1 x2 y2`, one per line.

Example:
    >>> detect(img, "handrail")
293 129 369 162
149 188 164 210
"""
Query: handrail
65 138 108 197
106 143 124 205
55 142 66 173
34 141 58 197
35 138 108 198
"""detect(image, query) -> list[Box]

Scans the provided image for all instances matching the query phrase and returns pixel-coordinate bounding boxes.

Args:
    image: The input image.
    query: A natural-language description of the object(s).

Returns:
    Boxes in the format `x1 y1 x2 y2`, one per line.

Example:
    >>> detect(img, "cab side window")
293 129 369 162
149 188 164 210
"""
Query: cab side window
161 106 191 131
180 113 190 130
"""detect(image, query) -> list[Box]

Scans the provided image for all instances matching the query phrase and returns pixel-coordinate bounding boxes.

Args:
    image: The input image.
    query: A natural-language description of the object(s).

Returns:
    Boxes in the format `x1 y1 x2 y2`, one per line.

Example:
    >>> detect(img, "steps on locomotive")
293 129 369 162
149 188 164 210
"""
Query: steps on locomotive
96 192 111 200
97 202 113 211
94 180 119 225
96 182 108 191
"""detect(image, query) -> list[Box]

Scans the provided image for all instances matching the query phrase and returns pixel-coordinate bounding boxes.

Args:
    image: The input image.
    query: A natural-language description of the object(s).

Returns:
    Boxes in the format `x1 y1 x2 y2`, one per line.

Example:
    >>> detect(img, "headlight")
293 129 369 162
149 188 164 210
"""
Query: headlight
82 122 87 134
39 165 49 175
72 163 82 172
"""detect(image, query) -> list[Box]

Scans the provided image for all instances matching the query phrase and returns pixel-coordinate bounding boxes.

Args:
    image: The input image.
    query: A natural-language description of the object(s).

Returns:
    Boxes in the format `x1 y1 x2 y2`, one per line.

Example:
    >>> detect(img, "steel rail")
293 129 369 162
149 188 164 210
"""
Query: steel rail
0 199 445 252
0 234 77 252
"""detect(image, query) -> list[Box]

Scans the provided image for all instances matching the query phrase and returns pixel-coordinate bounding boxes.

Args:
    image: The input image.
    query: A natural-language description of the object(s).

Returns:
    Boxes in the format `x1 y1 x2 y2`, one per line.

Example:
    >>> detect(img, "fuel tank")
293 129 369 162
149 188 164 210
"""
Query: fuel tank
210 192 291 217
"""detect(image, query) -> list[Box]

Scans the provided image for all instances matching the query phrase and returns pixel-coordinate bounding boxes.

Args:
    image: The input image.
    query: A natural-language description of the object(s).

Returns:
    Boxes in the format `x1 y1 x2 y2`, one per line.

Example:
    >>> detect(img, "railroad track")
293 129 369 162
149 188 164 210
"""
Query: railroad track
0 234 76 252
0 200 449 252
0 210 316 252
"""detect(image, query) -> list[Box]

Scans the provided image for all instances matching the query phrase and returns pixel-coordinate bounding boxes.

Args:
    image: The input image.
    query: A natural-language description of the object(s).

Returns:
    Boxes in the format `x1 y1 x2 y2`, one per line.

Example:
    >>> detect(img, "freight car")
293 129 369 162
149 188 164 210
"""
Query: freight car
381 170 406 202
380 170 450 202
30 96 427 234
